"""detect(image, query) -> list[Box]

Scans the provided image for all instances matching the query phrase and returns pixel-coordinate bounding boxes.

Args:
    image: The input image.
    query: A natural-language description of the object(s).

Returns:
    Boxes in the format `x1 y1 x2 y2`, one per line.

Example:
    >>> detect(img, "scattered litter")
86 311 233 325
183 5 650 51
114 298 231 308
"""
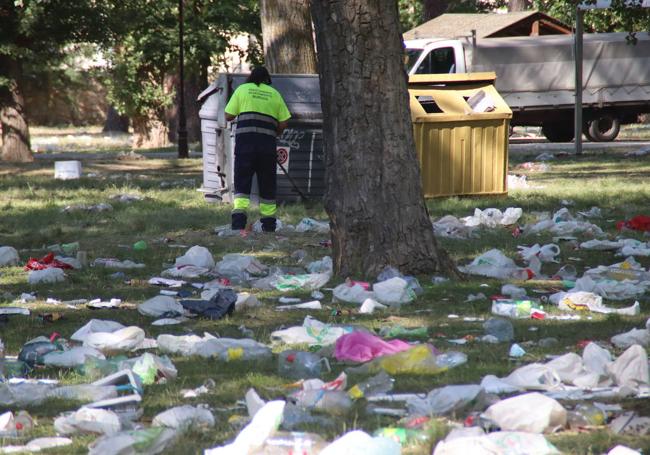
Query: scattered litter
295 218 329 233
61 203 113 213
175 245 215 269
92 258 145 269
28 268 66 284
0 247 19 267
138 295 185 318
483 392 566 433
335 332 411 363
276 300 322 311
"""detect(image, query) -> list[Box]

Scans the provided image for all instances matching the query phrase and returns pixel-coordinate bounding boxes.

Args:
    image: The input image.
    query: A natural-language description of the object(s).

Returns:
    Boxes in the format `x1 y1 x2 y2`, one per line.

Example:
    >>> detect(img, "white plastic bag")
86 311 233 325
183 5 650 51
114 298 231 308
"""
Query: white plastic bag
611 328 650 349
359 298 388 314
152 405 214 430
83 326 145 354
433 431 560 455
333 283 375 304
54 408 121 436
157 333 271 360
43 346 105 368
407 384 484 416
204 401 285 455
320 430 400 455
235 292 261 310
28 268 65 284
215 254 267 280
373 277 415 306
607 345 649 389
460 249 520 279
545 353 584 383
270 316 351 346
483 392 566 433
295 218 329 233
71 320 126 342
175 245 215 269
0 246 19 266
306 256 333 274
503 364 562 391
138 295 185 317
582 342 612 376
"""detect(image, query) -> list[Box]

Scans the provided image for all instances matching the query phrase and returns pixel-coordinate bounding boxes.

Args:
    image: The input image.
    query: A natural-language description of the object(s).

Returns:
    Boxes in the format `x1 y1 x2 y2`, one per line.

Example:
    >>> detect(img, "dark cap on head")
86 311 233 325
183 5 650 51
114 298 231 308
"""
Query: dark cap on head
247 66 272 86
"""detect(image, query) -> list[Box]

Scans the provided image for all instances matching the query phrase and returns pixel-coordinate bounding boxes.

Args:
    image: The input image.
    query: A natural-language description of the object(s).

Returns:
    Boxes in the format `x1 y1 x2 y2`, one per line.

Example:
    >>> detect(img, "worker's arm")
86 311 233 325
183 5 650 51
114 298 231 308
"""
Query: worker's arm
277 120 288 135
225 113 236 122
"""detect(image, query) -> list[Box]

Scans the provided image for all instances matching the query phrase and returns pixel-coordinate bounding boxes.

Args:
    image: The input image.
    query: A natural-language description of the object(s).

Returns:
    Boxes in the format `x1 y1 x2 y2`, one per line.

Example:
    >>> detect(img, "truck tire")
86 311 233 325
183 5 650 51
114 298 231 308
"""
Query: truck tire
588 115 620 142
542 122 574 143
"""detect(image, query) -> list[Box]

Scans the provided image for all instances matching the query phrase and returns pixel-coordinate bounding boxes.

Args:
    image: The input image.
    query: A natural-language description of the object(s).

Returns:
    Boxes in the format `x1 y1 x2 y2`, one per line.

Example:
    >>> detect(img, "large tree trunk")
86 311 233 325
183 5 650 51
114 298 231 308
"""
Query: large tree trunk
260 0 317 73
132 113 169 149
508 0 531 12
103 105 129 133
311 0 458 278
167 64 205 144
423 0 448 21
0 58 33 162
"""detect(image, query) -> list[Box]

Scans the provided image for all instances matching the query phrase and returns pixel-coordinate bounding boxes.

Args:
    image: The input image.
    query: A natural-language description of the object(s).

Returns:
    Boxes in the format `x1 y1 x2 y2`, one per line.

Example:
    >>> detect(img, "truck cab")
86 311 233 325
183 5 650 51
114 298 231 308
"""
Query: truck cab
405 39 466 76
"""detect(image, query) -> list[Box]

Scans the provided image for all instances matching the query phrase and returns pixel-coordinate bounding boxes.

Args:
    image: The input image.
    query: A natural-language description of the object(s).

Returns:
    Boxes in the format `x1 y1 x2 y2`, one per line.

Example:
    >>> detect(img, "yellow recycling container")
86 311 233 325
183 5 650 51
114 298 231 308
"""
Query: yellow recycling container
408 72 512 198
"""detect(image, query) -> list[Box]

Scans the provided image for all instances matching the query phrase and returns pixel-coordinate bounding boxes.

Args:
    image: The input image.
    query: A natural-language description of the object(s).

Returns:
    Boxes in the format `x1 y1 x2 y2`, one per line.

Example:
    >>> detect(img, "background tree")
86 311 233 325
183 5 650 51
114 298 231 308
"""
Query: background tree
310 0 458 278
508 0 532 11
0 0 118 162
105 0 260 148
260 0 317 73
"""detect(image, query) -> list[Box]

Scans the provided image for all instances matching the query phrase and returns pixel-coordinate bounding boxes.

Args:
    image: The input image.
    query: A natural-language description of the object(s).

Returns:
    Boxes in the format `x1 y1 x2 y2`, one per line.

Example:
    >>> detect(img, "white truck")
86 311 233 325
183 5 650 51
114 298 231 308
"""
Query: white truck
405 32 650 141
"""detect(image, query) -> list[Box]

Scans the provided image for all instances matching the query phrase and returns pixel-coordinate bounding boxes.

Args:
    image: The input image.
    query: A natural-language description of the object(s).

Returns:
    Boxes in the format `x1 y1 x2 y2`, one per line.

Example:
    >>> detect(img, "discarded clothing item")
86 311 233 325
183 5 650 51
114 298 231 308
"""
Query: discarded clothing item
334 332 411 363
25 252 73 271
157 333 271 360
617 215 650 232
270 316 353 346
174 245 215 269
483 392 567 433
180 288 236 320
138 295 185 318
0 246 19 267
28 268 65 284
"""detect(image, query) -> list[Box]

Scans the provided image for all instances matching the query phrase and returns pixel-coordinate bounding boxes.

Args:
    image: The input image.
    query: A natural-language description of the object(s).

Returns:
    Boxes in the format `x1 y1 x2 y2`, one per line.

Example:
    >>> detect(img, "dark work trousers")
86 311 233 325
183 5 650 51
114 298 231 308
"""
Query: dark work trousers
232 135 277 231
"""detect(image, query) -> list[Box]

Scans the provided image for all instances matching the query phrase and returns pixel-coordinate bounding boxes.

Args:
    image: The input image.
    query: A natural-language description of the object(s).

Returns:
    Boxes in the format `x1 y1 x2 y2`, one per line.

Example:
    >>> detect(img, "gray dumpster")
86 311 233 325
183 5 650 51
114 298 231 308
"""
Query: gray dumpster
197 73 324 203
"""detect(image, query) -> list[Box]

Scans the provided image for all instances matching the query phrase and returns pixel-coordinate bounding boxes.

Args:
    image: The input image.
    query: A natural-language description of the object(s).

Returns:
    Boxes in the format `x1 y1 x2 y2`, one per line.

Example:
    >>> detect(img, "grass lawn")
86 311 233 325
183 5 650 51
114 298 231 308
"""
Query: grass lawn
1 140 650 454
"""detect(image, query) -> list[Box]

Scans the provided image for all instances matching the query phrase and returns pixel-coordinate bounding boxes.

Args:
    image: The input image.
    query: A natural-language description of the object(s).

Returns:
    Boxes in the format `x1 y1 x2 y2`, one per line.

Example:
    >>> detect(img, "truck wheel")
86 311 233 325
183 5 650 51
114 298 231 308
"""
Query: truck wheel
588 115 620 142
542 122 574 143
583 122 595 142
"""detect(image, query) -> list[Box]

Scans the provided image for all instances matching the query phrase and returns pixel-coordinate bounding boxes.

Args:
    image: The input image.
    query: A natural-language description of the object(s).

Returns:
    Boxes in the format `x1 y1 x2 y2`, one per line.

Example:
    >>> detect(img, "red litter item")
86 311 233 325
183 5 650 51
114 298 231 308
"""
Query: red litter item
25 252 73 271
617 215 650 232
531 310 546 320
511 226 522 238
577 340 593 349
349 280 370 290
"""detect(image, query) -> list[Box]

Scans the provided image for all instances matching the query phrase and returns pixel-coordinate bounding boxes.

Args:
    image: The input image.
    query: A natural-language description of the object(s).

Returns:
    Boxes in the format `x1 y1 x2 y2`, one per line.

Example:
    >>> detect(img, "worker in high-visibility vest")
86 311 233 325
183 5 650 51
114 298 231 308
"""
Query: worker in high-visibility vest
224 66 291 232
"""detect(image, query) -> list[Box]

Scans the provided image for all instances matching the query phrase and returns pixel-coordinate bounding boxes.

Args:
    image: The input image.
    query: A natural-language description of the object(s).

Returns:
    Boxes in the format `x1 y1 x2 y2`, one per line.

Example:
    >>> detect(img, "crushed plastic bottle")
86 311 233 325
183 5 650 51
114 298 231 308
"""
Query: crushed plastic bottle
291 390 352 415
568 403 606 428
260 431 327 454
348 371 394 400
277 350 330 380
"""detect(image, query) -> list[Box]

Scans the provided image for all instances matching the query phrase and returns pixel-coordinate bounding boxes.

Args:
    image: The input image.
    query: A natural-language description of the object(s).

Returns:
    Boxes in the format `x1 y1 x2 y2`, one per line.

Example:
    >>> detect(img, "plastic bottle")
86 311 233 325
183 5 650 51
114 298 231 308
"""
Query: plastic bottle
292 390 352 415
435 351 468 369
348 371 394 400
278 350 329 379
568 403 606 428
260 431 327 454
14 411 34 433
133 240 148 251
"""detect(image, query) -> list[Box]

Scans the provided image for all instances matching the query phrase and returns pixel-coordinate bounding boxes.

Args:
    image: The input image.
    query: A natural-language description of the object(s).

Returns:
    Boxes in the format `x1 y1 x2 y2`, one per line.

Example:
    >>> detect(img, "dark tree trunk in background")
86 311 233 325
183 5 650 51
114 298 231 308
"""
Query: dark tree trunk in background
0 58 33 162
132 113 169 149
310 0 459 278
261 0 317 73
167 65 204 144
423 0 448 21
508 0 531 12
103 105 129 133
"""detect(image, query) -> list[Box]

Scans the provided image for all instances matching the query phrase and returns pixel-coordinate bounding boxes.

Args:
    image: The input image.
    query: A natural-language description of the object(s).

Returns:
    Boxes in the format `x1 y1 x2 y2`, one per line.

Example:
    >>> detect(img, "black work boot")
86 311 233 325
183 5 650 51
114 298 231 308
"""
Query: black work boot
231 213 247 230
260 217 277 232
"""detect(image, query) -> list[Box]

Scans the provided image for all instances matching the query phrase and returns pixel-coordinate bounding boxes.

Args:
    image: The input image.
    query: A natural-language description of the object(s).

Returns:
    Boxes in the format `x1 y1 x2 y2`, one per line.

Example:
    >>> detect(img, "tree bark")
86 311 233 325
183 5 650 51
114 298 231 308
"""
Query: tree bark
260 0 317 73
103 105 129 133
508 0 531 12
132 113 169 149
310 0 459 279
0 58 33 162
423 0 448 21
167 64 204 144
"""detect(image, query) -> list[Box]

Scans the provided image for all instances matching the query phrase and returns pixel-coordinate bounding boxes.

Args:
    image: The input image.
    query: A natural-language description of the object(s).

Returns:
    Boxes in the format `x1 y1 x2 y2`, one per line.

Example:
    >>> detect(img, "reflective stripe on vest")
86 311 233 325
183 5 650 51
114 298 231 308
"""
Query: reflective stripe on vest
236 111 277 137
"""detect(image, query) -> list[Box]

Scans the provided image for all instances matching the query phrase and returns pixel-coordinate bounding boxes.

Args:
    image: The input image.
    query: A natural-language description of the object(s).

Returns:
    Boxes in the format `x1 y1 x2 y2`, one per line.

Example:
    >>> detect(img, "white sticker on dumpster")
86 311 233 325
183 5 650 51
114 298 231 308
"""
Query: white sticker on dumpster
276 146 290 173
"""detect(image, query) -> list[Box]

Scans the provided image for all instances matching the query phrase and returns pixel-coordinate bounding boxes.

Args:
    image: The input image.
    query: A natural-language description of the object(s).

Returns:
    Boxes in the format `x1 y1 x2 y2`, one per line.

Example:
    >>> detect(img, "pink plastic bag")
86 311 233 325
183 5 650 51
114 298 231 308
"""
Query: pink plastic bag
334 332 411 363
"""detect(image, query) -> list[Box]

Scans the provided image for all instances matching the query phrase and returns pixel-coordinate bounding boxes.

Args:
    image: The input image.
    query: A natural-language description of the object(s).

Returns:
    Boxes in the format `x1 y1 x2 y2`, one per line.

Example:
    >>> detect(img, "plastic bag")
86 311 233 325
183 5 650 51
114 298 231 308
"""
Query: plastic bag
558 291 641 315
333 282 375 304
71 320 126 342
611 328 650 349
518 243 560 263
545 353 584 383
272 273 331 292
358 345 445 375
582 342 612 377
270 316 352 346
407 384 485 416
0 246 19 266
89 427 178 455
28 268 65 284
502 364 562 391
138 296 185 318
460 249 522 279
83 326 146 355
607 345 649 390
204 401 285 455
152 405 214 430
295 217 329 233
334 332 411 363
54 408 121 436
174 245 215 269
43 346 105 368
483 392 566 433
306 256 333 274
235 292 261 310
359 298 388 314
215 254 267 281
157 333 271 360
161 264 211 278
131 353 178 385
373 277 415 306
433 431 560 455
